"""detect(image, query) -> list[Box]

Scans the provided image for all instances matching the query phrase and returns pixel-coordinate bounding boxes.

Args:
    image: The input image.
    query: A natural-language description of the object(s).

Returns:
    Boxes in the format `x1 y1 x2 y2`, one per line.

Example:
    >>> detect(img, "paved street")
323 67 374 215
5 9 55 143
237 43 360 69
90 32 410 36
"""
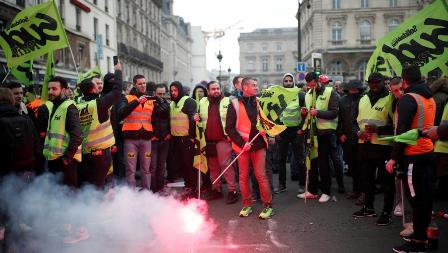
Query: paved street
203 173 448 253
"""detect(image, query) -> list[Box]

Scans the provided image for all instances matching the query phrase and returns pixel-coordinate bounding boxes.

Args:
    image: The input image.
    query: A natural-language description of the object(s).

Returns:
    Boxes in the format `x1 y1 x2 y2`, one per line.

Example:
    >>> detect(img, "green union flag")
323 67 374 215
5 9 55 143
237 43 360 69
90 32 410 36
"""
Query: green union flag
10 60 34 87
366 0 448 80
259 85 300 125
0 0 69 68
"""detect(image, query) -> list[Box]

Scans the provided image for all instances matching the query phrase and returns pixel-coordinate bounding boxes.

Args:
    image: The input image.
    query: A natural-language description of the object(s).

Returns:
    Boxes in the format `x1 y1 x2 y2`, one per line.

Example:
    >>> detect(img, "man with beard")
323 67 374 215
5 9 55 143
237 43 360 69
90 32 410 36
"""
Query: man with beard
42 76 82 188
196 81 239 204
119 75 154 190
169 81 197 198
76 62 122 188
353 72 395 227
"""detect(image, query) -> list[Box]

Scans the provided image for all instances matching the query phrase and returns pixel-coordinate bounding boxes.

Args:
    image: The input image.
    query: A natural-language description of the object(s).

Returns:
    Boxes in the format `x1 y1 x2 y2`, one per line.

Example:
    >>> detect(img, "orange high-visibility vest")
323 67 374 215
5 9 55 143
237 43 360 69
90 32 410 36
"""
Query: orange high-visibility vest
403 93 435 156
230 98 267 153
122 95 154 132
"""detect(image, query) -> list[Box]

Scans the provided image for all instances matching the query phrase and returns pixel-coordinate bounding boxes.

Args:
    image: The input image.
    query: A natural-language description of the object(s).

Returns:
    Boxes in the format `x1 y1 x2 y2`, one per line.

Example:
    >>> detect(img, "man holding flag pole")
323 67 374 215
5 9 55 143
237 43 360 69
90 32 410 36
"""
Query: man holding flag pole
226 77 282 219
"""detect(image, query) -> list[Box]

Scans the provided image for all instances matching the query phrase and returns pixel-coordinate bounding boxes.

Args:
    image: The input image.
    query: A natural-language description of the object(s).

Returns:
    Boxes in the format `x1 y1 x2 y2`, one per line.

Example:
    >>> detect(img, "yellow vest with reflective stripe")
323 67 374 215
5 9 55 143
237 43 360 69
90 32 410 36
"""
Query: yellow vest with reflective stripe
43 100 82 162
77 100 115 154
357 93 393 145
198 96 229 136
170 96 190 136
435 102 448 153
305 87 337 130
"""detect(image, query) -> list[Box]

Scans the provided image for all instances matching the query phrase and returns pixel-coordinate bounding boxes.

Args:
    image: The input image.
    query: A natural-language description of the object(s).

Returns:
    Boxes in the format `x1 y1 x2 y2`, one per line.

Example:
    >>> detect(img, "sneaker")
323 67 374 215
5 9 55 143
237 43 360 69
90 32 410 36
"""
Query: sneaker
400 223 414 237
394 204 403 217
274 185 286 194
226 191 239 204
401 233 414 242
297 191 319 199
297 187 305 194
353 206 377 218
376 212 392 226
239 206 253 217
392 240 426 253
258 207 274 219
318 194 331 203
204 189 223 201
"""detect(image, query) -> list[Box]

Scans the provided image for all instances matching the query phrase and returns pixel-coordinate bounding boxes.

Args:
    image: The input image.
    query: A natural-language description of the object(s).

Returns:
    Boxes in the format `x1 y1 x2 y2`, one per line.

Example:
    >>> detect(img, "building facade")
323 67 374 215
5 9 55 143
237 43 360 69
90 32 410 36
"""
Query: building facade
299 0 428 82
190 26 208 85
239 28 298 86
116 0 163 83
160 0 192 87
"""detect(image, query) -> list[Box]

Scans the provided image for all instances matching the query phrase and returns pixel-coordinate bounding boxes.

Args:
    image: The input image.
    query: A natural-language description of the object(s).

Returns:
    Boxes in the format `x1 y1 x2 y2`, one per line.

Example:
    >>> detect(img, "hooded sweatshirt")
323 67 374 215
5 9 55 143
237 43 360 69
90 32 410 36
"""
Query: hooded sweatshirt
170 81 197 138
391 80 434 160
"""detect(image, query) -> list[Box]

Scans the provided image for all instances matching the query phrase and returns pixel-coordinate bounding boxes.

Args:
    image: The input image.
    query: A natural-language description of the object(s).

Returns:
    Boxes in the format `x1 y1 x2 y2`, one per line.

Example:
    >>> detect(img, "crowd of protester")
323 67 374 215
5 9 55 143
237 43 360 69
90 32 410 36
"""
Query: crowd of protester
0 59 447 252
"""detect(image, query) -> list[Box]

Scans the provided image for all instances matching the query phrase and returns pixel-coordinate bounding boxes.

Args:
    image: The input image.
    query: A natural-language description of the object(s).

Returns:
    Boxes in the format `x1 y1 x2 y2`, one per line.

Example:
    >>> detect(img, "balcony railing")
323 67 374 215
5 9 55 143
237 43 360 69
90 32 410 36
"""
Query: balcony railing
118 43 163 71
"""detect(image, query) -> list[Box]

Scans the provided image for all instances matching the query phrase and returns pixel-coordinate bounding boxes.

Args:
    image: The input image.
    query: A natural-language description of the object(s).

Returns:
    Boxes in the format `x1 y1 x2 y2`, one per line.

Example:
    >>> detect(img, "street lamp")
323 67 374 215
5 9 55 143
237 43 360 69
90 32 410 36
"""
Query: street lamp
217 50 223 83
227 67 231 82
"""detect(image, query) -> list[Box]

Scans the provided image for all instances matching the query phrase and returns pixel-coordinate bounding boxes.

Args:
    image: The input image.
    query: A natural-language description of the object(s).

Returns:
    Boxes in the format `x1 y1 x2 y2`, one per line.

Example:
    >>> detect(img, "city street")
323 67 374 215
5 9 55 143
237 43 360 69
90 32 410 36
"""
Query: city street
202 174 448 253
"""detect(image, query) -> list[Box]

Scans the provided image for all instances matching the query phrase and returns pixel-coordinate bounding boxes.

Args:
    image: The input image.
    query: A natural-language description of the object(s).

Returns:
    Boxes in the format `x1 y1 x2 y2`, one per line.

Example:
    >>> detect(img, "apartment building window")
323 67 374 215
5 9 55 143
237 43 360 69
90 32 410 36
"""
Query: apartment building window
332 0 340 9
361 0 368 8
390 0 397 7
107 56 111 73
118 0 121 17
261 57 269 72
248 43 254 52
105 0 109 13
76 8 81 31
93 0 97 5
331 22 342 43
248 59 255 72
262 43 268 52
276 43 282 51
388 19 400 32
93 17 98 39
275 57 283 71
357 60 368 80
59 0 65 23
360 20 371 42
105 24 110 46
16 0 25 7
328 60 346 76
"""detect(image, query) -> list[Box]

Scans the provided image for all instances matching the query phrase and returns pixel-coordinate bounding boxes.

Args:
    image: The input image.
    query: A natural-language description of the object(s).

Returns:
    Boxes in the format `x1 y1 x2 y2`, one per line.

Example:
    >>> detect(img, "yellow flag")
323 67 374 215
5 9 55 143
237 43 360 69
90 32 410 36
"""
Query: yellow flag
193 124 208 173
256 100 286 137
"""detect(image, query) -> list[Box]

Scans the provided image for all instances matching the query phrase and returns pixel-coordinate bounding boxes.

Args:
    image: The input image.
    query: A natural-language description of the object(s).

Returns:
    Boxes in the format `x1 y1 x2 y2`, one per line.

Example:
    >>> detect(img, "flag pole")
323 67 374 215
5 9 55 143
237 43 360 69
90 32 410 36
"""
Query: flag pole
1 70 11 85
197 124 202 200
67 44 79 75
212 132 261 185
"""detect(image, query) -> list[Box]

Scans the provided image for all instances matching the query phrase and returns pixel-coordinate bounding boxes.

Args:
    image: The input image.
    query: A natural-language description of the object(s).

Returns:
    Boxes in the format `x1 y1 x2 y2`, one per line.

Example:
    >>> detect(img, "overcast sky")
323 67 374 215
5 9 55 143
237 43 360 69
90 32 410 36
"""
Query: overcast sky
173 0 299 73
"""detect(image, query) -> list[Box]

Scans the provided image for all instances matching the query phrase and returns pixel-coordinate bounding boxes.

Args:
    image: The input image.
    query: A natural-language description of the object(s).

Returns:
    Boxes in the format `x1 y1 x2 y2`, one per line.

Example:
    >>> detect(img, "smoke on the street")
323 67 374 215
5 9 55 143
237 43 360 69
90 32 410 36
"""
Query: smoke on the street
0 174 215 253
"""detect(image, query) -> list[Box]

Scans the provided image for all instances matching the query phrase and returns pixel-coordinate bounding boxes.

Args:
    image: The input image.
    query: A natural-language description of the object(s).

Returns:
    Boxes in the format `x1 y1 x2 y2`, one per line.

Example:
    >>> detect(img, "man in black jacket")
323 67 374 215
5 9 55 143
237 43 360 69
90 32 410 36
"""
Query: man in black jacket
119 74 154 190
76 63 122 188
150 84 171 193
337 80 364 200
169 81 197 197
387 66 436 253
41 76 82 188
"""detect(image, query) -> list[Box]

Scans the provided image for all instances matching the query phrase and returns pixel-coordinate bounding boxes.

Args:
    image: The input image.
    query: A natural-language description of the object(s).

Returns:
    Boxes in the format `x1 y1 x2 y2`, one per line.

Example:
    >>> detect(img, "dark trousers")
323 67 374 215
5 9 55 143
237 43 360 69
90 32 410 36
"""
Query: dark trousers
361 158 395 213
170 136 196 189
278 131 305 187
150 140 169 193
306 158 319 194
342 139 361 192
78 148 112 189
317 133 339 195
48 157 79 188
330 143 345 189
112 141 126 180
403 156 433 241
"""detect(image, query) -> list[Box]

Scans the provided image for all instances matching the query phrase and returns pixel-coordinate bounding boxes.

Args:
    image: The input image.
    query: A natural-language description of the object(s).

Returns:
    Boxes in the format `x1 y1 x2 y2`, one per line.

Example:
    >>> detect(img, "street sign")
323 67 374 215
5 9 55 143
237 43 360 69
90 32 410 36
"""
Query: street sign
297 62 306 72
297 72 306 81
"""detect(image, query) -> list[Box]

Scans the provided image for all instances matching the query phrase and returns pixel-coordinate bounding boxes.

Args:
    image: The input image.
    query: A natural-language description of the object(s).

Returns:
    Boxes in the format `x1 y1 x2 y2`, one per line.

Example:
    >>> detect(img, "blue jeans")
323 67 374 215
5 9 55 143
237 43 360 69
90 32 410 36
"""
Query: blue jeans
150 140 169 193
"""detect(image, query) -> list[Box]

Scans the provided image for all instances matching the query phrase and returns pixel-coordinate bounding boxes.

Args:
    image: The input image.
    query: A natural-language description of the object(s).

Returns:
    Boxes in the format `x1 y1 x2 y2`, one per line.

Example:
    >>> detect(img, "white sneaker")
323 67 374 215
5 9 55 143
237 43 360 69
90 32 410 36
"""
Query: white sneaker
297 191 319 199
318 194 331 203
393 204 403 217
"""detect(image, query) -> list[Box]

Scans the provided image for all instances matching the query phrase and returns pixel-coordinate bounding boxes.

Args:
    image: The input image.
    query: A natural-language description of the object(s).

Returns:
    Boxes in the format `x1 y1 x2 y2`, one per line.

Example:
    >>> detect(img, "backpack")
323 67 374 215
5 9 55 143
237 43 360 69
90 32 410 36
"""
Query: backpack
0 114 35 172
